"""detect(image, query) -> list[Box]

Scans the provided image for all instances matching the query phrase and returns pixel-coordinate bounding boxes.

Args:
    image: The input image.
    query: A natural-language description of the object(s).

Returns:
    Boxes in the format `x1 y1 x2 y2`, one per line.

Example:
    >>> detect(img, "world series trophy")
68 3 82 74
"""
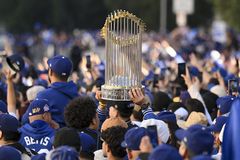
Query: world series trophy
101 10 145 101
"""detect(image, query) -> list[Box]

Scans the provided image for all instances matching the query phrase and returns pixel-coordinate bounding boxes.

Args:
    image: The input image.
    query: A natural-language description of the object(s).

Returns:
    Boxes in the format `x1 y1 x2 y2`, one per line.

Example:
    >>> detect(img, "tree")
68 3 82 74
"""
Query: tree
213 0 240 31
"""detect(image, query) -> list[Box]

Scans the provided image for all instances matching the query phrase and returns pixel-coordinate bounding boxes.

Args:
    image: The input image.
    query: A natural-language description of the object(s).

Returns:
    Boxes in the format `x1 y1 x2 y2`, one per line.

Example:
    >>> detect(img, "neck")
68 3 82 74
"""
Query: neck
0 139 14 146
107 154 123 160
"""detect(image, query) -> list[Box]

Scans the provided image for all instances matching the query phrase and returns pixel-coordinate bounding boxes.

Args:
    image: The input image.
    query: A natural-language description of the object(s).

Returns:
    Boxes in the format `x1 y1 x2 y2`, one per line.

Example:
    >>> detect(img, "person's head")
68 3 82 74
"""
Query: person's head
148 144 183 160
140 119 170 144
185 99 205 115
79 132 96 160
0 114 20 144
177 112 208 129
46 146 79 160
208 116 228 148
108 101 134 121
27 99 52 124
101 117 128 132
121 127 148 160
64 96 99 130
202 91 219 120
53 127 81 152
101 126 127 160
175 124 214 159
26 85 45 102
216 95 235 115
152 91 172 111
130 105 143 122
47 55 73 83
0 146 21 160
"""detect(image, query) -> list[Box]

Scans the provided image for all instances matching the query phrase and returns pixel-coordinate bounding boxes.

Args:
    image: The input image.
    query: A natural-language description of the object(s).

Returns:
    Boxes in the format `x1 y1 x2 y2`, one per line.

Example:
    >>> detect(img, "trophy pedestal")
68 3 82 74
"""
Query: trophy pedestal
101 85 132 101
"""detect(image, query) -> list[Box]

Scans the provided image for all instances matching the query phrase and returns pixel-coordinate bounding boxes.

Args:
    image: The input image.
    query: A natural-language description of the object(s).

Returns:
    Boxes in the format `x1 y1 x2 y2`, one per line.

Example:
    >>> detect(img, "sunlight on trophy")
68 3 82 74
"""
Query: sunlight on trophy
101 10 145 101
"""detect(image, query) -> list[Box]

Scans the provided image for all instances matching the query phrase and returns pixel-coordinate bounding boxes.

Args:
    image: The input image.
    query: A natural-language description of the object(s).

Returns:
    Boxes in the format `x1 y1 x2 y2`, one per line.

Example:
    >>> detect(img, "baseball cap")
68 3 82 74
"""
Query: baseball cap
216 96 235 114
101 117 128 132
140 119 170 143
28 99 50 116
148 144 183 160
0 100 7 113
6 54 25 72
191 155 213 160
188 66 200 77
157 111 177 123
53 127 81 152
79 132 96 158
175 124 214 155
48 146 79 160
47 55 73 77
0 146 21 160
0 114 20 133
121 127 148 150
208 116 228 132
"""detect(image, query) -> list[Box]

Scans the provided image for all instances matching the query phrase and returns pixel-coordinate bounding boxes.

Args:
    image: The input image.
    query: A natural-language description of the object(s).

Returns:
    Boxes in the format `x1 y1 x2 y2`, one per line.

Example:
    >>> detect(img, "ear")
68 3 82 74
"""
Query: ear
127 149 133 159
106 143 110 153
0 131 2 139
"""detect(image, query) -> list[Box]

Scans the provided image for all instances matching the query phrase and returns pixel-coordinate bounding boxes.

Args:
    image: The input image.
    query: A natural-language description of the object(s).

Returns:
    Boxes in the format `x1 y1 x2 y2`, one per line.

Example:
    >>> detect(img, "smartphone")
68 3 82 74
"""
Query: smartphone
178 63 186 77
86 55 91 69
228 79 239 96
147 125 158 148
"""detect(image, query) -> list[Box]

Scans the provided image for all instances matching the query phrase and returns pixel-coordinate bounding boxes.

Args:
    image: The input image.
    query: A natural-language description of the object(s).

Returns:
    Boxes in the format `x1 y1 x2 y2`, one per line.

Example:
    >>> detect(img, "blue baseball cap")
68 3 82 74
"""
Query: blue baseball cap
208 116 228 132
0 114 20 133
175 124 214 155
28 99 50 116
47 55 73 77
157 111 176 123
79 132 96 153
149 144 183 160
191 155 213 160
0 146 21 160
121 127 148 150
50 146 79 160
216 95 235 114
0 100 7 113
6 54 25 72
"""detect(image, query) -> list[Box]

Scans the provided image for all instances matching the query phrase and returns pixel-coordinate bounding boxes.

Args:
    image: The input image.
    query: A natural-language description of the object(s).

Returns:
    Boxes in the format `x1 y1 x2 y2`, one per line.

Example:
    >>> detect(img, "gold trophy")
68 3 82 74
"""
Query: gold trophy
101 10 145 101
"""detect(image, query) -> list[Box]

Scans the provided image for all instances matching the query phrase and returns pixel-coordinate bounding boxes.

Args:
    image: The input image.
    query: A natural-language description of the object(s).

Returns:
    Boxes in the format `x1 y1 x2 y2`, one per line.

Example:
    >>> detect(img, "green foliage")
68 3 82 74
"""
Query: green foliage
0 0 214 33
213 0 240 31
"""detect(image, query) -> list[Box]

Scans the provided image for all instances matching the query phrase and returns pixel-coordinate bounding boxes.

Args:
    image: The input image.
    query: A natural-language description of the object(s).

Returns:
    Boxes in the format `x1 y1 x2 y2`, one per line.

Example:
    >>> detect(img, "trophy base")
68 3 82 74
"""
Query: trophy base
101 85 144 101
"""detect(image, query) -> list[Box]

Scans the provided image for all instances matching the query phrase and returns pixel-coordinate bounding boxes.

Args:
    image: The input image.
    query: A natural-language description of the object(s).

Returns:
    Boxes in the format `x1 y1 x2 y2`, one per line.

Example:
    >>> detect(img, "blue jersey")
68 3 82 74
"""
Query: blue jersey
19 120 55 154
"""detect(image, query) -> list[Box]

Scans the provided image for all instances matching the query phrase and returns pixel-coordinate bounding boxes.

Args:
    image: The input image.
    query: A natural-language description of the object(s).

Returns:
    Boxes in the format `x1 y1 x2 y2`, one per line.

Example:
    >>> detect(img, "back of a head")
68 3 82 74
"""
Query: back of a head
101 126 127 159
53 127 81 152
64 96 97 129
107 101 134 119
47 146 79 160
152 91 172 112
26 85 45 102
185 99 205 114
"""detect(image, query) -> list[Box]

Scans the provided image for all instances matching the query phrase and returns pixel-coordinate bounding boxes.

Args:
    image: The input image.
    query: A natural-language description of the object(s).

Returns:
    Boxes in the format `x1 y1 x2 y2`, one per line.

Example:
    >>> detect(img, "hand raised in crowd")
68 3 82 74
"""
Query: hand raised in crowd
4 69 14 82
181 67 200 91
95 90 106 109
129 88 149 106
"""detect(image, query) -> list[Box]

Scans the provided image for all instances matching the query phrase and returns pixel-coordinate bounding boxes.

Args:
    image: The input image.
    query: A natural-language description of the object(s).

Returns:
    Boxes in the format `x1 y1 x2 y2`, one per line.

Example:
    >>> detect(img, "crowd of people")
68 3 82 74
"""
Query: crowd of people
0 25 239 160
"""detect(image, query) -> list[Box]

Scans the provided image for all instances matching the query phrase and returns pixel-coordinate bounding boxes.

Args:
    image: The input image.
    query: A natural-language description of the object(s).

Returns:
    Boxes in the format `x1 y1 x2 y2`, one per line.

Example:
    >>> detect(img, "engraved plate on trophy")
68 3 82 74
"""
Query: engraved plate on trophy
101 10 145 101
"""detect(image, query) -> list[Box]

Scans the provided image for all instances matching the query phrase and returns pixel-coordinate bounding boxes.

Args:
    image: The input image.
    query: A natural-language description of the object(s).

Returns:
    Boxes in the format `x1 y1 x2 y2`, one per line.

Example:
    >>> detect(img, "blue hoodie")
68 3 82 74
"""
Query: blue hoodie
19 120 55 154
22 81 78 127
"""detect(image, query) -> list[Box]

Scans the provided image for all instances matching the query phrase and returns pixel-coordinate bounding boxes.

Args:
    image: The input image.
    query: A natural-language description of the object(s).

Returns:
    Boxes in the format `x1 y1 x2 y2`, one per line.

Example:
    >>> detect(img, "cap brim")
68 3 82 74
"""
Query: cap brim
175 129 187 141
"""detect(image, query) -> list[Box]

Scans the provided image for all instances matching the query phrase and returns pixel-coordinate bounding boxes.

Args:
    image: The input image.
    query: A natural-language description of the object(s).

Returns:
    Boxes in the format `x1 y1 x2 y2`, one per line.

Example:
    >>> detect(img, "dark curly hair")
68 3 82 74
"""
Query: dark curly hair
64 96 97 129
101 126 127 158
